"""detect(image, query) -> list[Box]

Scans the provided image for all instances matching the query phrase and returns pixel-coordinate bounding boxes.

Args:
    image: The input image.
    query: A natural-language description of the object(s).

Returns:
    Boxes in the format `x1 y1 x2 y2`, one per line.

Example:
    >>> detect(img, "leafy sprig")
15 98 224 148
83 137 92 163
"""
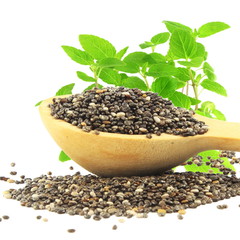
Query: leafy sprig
39 20 234 173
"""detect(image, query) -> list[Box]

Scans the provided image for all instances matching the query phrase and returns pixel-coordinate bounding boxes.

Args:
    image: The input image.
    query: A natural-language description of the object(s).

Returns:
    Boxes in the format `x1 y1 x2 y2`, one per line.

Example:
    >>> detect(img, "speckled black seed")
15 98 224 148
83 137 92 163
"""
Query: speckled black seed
49 87 209 137
5 170 240 220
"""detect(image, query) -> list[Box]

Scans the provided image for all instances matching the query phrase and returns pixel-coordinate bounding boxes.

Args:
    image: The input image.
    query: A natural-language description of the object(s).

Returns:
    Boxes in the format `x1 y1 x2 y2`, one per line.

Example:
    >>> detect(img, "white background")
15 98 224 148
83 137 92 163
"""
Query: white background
1 0 240 239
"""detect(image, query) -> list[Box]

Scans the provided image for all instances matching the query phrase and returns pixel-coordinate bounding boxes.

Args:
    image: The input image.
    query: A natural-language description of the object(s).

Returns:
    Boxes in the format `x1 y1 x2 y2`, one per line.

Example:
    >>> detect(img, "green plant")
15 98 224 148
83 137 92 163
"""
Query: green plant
38 20 236 173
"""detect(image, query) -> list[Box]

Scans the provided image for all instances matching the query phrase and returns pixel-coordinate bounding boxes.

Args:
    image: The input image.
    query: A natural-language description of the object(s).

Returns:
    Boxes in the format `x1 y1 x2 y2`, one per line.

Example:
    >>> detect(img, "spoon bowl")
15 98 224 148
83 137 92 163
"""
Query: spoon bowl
39 95 240 177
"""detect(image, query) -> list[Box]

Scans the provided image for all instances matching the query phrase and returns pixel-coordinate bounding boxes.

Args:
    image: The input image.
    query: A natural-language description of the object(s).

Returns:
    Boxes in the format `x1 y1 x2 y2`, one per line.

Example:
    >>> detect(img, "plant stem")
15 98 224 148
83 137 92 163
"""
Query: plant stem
93 70 99 88
188 68 199 110
140 72 150 90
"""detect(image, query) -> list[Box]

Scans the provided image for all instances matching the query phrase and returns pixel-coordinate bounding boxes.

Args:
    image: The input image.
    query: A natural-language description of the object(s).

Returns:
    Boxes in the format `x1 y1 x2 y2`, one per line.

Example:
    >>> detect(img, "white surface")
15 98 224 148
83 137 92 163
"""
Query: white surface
1 0 240 239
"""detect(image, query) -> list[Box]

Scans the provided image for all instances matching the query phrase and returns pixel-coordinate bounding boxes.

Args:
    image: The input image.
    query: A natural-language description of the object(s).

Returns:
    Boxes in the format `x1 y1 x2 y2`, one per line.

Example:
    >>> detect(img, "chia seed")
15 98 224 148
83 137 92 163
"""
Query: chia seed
49 87 208 137
5 170 240 220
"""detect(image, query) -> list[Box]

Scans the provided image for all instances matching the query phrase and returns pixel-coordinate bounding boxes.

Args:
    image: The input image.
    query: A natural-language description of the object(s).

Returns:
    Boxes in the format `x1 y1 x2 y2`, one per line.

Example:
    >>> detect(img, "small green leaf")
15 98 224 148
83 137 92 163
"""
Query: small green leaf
147 63 177 77
115 46 129 59
185 150 235 173
178 57 204 67
59 150 71 162
76 71 96 82
174 68 190 81
123 52 148 66
195 109 212 118
35 100 43 107
62 46 94 65
79 34 116 60
141 62 148 75
151 77 177 98
201 101 216 111
170 29 197 59
84 83 103 91
198 22 230 38
212 109 226 121
97 58 126 68
151 32 170 44
115 62 139 73
139 41 154 49
169 91 191 109
191 43 206 58
120 73 128 80
188 96 201 106
163 20 192 33
122 77 147 91
55 83 75 96
148 53 166 63
201 79 227 96
99 68 121 85
175 79 186 89
203 62 216 81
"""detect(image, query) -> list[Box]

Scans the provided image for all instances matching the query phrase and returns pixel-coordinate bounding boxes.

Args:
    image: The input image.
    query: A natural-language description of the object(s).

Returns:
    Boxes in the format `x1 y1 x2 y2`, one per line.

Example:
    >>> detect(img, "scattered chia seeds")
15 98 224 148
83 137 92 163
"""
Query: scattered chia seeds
10 162 16 167
217 204 228 209
36 215 42 220
112 225 118 230
67 229 76 233
4 170 240 220
2 215 10 220
10 171 17 176
49 87 208 137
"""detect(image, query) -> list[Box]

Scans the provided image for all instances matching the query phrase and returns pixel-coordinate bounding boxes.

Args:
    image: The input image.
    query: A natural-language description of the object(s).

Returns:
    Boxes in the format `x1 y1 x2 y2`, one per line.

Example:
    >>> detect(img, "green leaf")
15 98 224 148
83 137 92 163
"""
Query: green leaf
61 46 94 65
175 79 186 89
123 52 148 66
169 91 191 109
212 109 226 121
191 43 206 58
55 83 75 96
84 83 103 91
178 57 204 67
174 68 190 81
115 62 139 73
59 150 71 162
35 100 42 107
122 77 147 91
201 79 227 96
163 20 192 33
139 41 154 49
201 100 216 111
120 73 128 80
99 68 121 85
195 109 212 118
151 32 170 44
141 62 148 75
97 58 125 68
198 22 230 38
188 96 201 106
203 62 216 81
148 53 166 63
147 63 177 77
76 71 95 82
151 77 177 98
79 34 116 60
115 46 129 59
170 29 197 59
184 150 235 173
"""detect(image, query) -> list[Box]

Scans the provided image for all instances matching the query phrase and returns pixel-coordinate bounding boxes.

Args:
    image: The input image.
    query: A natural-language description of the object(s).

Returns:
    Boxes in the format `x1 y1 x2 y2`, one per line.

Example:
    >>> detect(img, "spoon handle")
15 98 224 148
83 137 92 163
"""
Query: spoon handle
204 118 240 152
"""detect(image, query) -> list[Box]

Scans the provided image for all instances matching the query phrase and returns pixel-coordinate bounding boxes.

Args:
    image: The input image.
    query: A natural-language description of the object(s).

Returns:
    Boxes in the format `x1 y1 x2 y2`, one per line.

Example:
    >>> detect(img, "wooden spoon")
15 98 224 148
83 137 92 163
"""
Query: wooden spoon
39 96 240 177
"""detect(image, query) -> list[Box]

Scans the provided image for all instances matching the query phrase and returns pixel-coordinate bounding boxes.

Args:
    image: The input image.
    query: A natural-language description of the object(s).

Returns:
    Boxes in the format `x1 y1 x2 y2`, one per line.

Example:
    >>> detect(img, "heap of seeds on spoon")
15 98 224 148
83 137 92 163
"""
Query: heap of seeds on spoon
49 87 209 137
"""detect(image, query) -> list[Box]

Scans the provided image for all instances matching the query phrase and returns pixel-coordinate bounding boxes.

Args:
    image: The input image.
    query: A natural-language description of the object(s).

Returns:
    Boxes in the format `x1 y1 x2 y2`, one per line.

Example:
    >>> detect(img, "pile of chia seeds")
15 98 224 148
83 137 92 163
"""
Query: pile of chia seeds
3 171 240 220
2 151 240 221
49 87 208 137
